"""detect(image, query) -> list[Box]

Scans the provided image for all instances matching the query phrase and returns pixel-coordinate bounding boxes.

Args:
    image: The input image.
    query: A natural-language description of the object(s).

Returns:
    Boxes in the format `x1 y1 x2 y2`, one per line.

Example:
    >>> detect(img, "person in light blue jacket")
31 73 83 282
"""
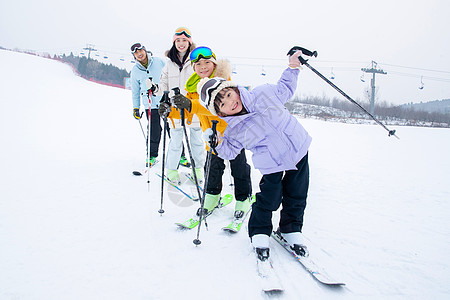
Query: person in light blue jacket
197 50 311 261
130 42 165 166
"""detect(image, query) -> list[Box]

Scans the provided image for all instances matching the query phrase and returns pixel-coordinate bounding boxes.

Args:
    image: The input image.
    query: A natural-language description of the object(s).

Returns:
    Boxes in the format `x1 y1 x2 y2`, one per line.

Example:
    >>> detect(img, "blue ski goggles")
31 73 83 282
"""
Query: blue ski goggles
190 46 216 64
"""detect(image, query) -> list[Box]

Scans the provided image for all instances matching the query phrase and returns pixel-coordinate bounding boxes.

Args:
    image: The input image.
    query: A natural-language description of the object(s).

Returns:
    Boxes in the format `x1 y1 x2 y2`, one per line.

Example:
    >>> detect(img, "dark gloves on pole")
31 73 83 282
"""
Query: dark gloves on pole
172 94 192 112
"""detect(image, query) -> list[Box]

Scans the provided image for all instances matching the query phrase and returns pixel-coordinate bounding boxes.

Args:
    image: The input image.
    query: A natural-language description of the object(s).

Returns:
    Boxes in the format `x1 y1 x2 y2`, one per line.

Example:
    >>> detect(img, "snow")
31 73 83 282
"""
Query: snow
1 49 450 299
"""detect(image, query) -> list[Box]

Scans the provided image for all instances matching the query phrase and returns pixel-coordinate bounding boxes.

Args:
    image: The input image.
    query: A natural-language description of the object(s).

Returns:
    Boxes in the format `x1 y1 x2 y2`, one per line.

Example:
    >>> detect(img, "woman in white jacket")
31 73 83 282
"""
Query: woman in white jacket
158 27 204 185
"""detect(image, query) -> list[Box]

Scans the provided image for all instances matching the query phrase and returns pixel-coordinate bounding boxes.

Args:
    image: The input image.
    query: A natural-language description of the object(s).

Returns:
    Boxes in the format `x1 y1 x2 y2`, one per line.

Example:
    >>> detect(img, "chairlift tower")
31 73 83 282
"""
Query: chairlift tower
83 44 97 59
361 61 387 114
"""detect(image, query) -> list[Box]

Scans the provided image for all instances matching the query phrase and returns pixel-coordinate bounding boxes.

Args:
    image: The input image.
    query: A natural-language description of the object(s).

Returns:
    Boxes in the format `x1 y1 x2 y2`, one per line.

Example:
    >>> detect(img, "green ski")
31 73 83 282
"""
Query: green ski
176 194 233 229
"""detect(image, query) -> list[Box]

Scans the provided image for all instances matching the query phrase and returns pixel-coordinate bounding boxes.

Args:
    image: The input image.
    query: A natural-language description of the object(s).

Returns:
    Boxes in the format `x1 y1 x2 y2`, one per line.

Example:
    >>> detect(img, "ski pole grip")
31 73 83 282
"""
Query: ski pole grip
172 87 180 95
210 120 219 152
172 87 186 126
211 120 218 134
287 46 318 58
160 91 170 104
287 46 317 65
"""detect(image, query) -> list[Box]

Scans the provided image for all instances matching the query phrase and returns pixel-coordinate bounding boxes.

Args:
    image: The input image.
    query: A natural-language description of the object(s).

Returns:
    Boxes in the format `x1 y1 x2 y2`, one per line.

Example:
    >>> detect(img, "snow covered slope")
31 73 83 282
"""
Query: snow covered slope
1 49 449 299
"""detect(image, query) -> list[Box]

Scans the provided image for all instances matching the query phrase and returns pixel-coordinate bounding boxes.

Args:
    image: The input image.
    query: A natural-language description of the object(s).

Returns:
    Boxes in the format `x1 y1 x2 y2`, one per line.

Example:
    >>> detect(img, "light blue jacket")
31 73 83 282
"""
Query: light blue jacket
130 55 165 109
216 68 312 175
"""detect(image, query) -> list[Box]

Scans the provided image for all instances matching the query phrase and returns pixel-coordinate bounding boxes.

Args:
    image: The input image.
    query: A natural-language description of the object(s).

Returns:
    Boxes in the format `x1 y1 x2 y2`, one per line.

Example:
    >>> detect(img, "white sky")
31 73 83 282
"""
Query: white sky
1 0 449 105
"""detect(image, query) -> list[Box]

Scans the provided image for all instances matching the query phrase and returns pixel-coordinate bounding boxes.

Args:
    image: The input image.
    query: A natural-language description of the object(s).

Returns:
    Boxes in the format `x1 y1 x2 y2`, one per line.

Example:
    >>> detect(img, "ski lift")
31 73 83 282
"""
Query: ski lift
103 55 109 59
80 52 85 56
419 76 424 90
120 56 125 61
330 68 335 80
261 66 266 76
232 65 237 75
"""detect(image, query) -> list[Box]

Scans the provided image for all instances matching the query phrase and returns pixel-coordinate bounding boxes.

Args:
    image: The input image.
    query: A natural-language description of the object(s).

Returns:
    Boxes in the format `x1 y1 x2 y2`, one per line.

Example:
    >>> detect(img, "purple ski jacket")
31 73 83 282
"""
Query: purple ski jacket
216 68 312 175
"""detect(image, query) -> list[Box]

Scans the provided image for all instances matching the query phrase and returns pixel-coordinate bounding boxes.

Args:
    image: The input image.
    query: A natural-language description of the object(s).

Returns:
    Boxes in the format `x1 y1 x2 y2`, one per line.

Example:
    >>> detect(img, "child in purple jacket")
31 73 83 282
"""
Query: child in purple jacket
197 50 312 261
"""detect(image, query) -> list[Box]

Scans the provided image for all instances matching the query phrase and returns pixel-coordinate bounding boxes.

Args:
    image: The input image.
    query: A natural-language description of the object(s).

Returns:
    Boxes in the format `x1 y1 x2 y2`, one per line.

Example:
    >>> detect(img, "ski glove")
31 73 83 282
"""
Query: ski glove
133 108 141 120
145 78 159 97
158 102 171 118
202 128 222 148
172 94 192 112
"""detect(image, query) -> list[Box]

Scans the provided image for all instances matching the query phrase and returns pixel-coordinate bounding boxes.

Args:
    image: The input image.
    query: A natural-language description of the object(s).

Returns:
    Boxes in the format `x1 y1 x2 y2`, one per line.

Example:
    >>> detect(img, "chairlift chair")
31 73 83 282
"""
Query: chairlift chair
330 68 335 80
419 76 424 90
261 66 266 76
360 73 365 82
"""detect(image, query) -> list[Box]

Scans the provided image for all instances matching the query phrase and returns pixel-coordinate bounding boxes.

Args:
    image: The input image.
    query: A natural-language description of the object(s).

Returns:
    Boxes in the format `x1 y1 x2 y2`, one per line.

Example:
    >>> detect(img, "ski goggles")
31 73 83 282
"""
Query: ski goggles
174 27 192 38
199 77 225 106
190 46 216 64
130 43 145 53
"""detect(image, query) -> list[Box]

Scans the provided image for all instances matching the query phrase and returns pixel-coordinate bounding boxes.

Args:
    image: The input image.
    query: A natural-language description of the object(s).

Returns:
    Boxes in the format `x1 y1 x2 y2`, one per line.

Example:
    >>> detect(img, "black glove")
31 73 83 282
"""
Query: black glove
158 102 171 117
172 94 192 112
133 108 141 120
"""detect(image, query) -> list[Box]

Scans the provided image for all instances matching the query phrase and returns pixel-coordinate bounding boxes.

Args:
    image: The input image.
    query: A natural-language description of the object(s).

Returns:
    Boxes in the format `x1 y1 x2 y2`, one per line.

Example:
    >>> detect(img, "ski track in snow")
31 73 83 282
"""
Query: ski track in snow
1 49 450 300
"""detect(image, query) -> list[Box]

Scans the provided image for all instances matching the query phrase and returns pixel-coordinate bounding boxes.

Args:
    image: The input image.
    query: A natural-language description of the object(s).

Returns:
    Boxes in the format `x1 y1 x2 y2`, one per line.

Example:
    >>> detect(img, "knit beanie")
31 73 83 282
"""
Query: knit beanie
197 77 237 116
173 27 193 44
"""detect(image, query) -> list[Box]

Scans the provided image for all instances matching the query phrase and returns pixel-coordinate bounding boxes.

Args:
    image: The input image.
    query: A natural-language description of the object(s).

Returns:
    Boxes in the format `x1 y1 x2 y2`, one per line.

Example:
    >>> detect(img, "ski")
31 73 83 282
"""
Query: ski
255 248 284 293
271 230 345 286
222 195 255 233
175 194 233 229
222 210 250 233
185 173 204 191
132 159 159 176
156 173 198 201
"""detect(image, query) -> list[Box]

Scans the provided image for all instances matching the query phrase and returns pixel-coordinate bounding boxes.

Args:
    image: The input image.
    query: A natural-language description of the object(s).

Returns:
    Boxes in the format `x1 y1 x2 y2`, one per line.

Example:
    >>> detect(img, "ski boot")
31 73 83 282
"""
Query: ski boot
193 168 203 185
276 228 309 257
146 156 157 167
234 195 253 218
197 193 220 216
179 156 190 168
166 169 181 185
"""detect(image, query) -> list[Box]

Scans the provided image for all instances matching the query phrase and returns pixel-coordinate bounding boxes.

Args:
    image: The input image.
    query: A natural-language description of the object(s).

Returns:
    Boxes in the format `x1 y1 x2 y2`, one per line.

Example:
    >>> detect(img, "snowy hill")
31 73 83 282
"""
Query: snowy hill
401 99 450 114
1 49 450 299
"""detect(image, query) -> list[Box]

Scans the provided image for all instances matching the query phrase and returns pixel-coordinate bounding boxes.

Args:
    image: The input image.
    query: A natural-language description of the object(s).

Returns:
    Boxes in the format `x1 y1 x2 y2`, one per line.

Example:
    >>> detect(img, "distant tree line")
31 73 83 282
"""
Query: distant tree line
57 53 129 86
288 95 450 126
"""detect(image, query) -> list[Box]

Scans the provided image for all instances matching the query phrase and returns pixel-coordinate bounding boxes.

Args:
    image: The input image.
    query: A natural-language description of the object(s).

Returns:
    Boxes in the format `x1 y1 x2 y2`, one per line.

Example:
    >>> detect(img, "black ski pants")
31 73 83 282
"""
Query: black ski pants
248 153 309 238
206 149 252 201
145 108 162 158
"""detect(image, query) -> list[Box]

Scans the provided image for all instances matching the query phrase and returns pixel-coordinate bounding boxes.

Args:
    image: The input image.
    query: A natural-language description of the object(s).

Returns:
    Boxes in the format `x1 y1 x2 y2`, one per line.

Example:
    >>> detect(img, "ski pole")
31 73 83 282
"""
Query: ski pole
138 112 147 142
172 87 203 204
288 46 399 139
158 91 171 215
145 77 155 188
193 120 219 246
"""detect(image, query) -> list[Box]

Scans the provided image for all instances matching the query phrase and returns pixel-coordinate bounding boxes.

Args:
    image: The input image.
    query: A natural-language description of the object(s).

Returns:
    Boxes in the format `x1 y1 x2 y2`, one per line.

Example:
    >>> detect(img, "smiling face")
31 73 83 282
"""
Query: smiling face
133 49 148 64
215 87 243 117
193 59 215 79
174 37 190 54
